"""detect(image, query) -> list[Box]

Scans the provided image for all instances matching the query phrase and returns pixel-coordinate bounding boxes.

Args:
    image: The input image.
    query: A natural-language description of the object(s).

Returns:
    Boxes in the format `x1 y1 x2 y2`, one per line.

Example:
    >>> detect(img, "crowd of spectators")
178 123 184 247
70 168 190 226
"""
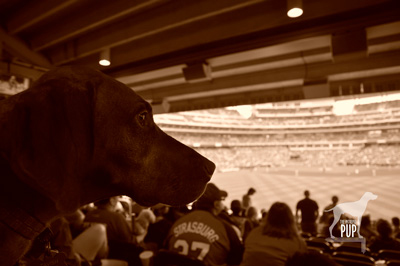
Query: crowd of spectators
155 99 400 129
161 129 400 170
167 131 400 145
20 185 400 266
153 98 400 172
192 144 400 171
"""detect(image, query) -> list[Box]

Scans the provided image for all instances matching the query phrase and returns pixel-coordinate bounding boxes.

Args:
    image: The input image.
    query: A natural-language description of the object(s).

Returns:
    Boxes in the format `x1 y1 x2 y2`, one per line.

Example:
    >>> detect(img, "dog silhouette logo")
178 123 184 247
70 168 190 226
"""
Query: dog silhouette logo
325 192 378 239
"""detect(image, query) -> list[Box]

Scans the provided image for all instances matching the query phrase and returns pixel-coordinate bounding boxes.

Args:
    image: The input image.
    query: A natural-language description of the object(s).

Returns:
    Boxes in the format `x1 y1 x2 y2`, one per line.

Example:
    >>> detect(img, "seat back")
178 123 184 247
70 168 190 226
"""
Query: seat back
333 257 374 266
378 250 400 261
307 246 324 254
387 259 400 266
335 242 371 256
332 251 375 264
301 232 312 239
306 237 333 253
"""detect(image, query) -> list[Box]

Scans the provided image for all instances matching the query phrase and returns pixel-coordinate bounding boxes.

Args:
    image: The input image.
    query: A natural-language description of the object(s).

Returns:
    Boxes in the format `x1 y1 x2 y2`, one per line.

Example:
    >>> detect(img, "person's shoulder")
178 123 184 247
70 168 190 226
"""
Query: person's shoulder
188 209 214 219
297 199 305 206
218 215 241 235
171 210 212 224
248 225 262 234
304 198 317 205
245 225 263 240
219 215 234 227
312 199 319 206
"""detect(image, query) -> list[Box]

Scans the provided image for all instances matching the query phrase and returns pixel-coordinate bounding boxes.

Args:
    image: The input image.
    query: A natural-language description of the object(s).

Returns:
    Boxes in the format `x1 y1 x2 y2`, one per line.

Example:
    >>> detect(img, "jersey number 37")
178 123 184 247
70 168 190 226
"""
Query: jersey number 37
173 239 210 261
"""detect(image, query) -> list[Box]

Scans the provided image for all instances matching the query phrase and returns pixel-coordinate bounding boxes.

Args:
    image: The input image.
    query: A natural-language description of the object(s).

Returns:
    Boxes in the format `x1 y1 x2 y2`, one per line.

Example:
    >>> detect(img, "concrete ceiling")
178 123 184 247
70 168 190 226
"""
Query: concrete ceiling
1 0 400 113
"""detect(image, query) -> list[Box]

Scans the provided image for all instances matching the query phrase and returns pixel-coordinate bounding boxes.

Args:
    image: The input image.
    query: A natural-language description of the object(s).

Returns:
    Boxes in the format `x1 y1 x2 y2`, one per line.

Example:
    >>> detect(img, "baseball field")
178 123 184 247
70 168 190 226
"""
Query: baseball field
211 166 400 222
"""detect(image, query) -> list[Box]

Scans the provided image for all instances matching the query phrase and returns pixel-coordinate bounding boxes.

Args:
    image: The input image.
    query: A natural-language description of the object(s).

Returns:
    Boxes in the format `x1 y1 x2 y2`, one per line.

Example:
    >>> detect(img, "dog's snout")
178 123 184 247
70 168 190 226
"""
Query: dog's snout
366 192 378 200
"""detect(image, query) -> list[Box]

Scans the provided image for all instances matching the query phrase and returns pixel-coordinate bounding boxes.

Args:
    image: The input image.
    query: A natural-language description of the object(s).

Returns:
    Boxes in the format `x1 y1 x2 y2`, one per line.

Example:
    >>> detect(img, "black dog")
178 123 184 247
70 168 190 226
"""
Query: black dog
0 66 215 265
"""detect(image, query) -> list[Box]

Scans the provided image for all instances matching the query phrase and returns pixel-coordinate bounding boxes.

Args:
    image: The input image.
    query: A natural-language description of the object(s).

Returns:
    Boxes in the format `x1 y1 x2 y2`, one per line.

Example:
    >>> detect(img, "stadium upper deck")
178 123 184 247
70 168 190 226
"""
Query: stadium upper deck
154 92 400 135
154 92 400 168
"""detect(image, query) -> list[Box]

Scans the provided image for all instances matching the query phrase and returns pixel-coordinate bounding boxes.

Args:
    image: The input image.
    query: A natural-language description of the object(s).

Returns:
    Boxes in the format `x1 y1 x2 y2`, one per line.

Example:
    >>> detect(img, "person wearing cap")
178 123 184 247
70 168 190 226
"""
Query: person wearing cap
165 183 244 266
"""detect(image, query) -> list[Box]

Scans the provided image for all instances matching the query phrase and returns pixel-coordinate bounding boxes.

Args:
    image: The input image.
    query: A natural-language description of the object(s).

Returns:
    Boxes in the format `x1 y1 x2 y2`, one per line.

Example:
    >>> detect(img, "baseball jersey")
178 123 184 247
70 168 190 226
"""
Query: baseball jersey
166 210 243 266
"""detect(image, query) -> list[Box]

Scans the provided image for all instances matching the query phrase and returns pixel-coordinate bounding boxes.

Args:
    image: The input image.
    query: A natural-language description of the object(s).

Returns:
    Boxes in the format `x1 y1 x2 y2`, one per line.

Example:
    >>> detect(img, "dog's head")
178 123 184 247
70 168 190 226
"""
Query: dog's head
0 66 215 211
363 192 378 201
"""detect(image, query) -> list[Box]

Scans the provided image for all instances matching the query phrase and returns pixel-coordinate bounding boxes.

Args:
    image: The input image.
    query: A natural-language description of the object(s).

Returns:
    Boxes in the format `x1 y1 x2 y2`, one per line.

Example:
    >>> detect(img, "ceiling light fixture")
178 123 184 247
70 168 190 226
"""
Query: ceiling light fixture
287 0 303 18
99 48 111 66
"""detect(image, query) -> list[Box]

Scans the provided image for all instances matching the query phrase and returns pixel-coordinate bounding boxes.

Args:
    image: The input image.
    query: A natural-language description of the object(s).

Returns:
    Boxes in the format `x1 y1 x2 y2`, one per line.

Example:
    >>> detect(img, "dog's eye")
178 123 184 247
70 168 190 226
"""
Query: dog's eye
137 111 148 127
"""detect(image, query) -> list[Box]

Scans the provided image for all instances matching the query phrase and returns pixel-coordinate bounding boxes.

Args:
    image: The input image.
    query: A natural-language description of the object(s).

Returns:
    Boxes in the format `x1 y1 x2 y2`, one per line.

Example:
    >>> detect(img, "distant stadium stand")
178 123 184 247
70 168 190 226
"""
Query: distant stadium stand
154 93 400 171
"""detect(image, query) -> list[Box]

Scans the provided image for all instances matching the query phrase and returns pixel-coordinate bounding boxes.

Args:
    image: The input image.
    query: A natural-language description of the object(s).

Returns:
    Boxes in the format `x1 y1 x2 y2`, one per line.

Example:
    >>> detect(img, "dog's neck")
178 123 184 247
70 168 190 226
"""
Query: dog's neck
0 201 46 240
0 156 60 265
0 177 50 266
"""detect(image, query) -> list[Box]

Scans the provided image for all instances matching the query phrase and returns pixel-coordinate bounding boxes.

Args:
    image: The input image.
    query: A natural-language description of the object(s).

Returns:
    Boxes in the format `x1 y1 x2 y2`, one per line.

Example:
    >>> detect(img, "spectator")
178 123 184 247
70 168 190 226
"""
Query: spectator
260 209 268 221
319 195 339 225
85 196 143 266
219 193 243 241
144 205 174 251
133 208 156 244
230 199 246 234
242 188 256 215
118 200 132 220
64 209 109 262
360 215 378 241
22 213 109 266
319 216 341 238
241 202 307 266
392 217 400 239
72 223 108 262
48 217 81 266
165 183 243 266
369 219 400 254
242 207 259 241
219 208 243 241
64 209 88 239
296 190 319 236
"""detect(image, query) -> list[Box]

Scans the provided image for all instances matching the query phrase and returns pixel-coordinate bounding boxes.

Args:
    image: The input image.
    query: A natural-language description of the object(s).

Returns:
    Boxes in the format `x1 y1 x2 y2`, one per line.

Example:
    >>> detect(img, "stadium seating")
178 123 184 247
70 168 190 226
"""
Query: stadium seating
307 246 324 254
333 257 374 266
335 242 371 256
332 251 375 264
387 260 400 266
378 249 400 261
155 96 400 169
305 237 333 253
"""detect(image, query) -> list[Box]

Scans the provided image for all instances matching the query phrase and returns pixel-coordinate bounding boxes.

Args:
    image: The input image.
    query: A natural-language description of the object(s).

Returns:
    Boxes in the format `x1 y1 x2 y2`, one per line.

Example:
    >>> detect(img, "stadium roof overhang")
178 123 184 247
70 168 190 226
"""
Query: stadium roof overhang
1 0 400 113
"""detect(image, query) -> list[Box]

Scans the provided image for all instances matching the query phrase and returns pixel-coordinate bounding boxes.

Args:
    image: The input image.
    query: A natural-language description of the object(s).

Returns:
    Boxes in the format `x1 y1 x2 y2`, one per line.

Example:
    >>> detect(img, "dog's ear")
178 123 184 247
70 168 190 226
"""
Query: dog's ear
0 78 96 213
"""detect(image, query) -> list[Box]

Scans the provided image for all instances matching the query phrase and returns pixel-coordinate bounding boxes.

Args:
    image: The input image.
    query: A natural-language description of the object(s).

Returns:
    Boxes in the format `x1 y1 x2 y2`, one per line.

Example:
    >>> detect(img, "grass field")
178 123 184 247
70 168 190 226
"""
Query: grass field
211 166 400 222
